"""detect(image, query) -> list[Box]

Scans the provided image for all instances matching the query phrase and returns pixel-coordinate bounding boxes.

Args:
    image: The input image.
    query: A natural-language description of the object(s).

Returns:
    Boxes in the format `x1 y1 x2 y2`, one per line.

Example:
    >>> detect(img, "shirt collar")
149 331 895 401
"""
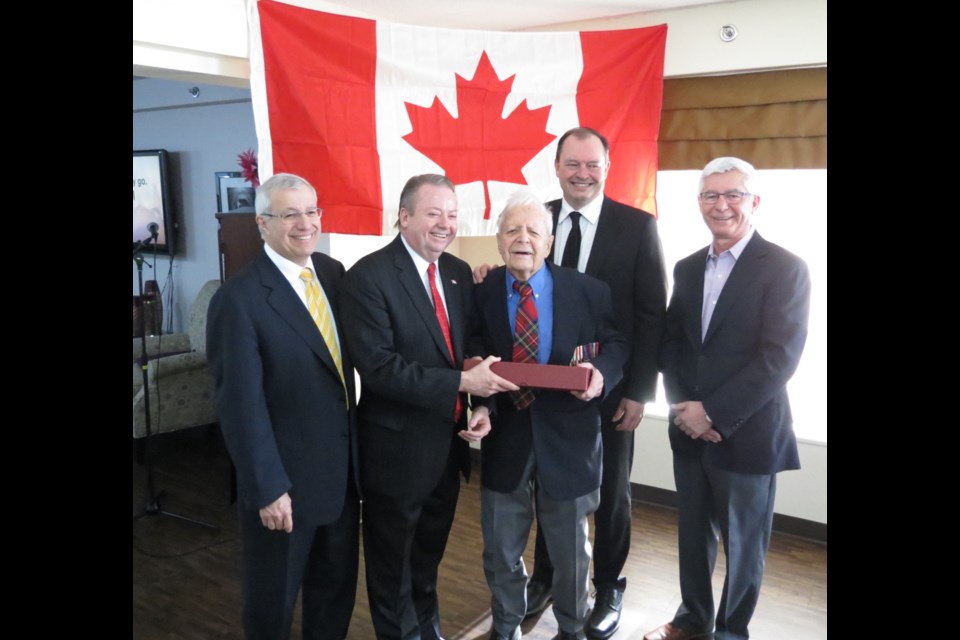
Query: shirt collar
263 242 314 280
708 227 756 261
400 234 436 276
505 261 550 297
558 193 603 227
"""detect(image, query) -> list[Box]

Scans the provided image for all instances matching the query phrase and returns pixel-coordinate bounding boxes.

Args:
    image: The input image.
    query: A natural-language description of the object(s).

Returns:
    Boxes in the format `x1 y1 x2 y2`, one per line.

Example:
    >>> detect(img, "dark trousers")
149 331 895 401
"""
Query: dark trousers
531 410 634 590
670 453 777 640
362 451 461 640
239 481 360 640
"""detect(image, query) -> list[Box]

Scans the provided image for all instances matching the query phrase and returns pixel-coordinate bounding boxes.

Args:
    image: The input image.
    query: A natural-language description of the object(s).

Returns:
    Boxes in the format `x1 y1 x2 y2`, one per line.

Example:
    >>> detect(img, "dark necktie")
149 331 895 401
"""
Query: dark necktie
560 211 582 269
510 280 538 410
427 263 462 422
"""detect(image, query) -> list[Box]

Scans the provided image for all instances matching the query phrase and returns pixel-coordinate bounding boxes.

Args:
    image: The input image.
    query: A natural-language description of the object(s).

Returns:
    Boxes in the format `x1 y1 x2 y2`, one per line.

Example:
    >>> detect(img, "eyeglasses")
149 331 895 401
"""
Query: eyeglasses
261 209 322 224
699 191 750 204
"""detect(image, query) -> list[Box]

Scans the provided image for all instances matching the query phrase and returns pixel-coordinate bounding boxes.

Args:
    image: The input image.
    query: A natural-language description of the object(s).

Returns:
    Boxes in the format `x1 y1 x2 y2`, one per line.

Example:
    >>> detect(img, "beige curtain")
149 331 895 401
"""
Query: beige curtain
658 68 826 170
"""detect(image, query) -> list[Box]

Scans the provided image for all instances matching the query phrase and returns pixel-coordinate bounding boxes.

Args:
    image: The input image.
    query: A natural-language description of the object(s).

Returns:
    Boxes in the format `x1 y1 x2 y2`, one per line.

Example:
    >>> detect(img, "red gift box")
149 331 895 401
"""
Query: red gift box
463 359 590 392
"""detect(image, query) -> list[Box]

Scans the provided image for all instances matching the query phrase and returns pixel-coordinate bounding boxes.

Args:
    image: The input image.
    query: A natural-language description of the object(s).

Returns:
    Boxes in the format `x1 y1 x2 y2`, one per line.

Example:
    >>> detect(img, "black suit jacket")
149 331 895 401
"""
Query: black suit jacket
660 232 810 475
207 249 358 527
339 236 474 502
472 263 628 500
548 196 667 409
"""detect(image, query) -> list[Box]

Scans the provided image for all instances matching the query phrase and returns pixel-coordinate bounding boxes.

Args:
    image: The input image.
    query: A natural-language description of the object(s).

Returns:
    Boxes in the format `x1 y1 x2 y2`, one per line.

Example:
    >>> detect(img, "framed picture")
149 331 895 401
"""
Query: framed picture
216 171 256 212
134 149 176 254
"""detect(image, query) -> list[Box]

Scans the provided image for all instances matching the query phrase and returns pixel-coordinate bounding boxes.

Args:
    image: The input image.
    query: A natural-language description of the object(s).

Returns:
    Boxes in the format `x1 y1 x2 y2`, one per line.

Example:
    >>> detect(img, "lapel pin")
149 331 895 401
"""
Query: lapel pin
450 279 457 285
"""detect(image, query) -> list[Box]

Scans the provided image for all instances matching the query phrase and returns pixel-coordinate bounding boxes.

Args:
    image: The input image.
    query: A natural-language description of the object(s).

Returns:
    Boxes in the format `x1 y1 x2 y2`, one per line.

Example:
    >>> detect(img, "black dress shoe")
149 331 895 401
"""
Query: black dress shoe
488 627 521 640
552 631 587 640
585 586 623 639
524 579 553 618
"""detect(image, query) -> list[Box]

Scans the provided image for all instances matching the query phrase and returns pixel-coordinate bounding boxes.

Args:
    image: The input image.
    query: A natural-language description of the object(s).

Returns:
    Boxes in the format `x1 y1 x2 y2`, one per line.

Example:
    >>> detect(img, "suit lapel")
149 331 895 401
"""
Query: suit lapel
681 248 708 348
485 268 514 359
548 264 578 365
311 256 354 397
391 238 456 367
547 197 618 277
258 253 340 378
439 253 463 363
702 233 768 345
584 197 619 277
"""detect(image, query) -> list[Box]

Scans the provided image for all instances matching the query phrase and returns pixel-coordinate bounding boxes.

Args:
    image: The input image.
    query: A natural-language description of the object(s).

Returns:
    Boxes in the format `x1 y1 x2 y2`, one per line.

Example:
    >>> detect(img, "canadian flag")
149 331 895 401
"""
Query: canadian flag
249 0 666 236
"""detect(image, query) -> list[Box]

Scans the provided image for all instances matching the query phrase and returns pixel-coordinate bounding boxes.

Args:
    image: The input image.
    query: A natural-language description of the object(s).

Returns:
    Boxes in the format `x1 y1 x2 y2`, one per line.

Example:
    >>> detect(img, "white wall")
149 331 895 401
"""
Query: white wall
133 0 826 85
637 417 827 523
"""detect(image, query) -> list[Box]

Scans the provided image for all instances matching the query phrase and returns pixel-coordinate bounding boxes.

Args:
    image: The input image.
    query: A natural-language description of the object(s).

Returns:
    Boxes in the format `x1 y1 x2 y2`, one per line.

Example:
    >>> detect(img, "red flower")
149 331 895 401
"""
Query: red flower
238 149 260 188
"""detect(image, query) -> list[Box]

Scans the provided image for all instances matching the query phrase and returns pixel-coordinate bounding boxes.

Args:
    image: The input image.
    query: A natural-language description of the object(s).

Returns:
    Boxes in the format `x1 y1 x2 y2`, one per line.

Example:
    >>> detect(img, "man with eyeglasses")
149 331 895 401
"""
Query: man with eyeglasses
340 174 517 640
643 157 811 640
475 127 667 639
208 172 360 639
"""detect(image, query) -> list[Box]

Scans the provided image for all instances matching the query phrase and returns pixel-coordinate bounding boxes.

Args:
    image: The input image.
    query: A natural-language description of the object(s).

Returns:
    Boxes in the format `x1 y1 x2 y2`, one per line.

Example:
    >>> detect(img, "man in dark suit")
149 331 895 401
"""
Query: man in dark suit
512 127 666 639
207 173 359 640
472 191 627 640
643 157 810 640
339 174 517 640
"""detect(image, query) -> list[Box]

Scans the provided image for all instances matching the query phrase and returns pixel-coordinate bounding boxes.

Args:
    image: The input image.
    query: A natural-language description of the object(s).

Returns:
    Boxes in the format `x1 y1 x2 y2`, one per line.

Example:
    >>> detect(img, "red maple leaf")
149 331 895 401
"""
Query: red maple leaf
403 51 555 219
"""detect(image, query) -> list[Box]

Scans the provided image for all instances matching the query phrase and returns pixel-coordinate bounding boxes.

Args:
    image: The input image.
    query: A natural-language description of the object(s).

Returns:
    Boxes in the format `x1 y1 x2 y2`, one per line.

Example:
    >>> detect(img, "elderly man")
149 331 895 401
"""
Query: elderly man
471 190 628 640
339 174 516 640
476 127 667 638
643 158 811 640
207 173 359 639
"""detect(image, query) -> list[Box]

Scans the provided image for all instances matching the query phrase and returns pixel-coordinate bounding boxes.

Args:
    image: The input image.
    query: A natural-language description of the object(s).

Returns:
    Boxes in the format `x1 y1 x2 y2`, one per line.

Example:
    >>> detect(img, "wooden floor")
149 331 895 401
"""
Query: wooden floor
133 427 827 639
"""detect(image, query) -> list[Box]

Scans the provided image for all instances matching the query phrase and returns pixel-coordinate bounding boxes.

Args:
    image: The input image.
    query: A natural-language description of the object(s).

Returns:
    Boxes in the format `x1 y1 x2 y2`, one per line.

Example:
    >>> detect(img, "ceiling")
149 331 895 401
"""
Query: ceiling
280 0 734 31
134 0 740 85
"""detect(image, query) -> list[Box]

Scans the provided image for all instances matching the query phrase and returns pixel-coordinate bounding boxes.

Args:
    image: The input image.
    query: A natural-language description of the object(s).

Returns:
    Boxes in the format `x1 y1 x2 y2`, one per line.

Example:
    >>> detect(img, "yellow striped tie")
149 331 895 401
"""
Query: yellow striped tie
299 268 347 396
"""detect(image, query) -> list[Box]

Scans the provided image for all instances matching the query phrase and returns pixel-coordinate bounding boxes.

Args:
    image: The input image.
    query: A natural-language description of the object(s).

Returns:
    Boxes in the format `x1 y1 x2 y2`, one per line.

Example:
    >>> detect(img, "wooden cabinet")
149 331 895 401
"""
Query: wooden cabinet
216 211 262 281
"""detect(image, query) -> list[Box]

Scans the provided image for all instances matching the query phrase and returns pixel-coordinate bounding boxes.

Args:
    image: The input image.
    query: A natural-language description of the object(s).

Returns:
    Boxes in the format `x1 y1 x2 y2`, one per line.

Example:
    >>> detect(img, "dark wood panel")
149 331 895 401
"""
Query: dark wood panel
216 212 262 281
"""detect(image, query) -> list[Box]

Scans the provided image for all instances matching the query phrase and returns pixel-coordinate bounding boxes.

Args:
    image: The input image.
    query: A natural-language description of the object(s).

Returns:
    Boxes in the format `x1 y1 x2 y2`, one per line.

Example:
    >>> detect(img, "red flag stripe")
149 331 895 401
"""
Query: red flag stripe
258 2 383 234
577 26 667 217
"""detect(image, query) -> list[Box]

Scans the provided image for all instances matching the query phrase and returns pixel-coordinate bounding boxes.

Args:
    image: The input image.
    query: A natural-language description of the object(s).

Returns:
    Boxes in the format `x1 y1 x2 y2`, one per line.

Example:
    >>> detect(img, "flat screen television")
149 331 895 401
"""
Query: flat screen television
133 149 177 254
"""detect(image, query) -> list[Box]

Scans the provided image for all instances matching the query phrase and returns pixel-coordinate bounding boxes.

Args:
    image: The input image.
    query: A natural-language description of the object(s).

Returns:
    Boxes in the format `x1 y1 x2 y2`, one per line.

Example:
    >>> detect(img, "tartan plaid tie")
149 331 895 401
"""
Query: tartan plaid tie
510 280 538 410
299 269 348 401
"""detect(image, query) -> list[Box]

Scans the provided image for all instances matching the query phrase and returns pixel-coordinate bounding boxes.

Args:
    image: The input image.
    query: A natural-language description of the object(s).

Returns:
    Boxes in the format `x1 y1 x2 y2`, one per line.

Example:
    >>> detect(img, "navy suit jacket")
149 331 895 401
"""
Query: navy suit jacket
548 197 667 408
472 263 627 500
339 236 474 502
207 249 358 527
660 232 810 475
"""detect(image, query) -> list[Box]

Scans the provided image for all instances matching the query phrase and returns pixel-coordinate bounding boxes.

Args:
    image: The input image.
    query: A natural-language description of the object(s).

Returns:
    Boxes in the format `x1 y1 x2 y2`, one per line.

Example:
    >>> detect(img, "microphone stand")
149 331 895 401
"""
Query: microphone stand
133 236 216 529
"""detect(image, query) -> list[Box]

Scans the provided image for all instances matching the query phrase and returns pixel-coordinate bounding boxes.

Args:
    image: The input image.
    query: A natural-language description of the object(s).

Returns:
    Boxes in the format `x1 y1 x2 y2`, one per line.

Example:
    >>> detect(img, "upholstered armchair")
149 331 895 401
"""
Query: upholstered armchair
133 280 221 438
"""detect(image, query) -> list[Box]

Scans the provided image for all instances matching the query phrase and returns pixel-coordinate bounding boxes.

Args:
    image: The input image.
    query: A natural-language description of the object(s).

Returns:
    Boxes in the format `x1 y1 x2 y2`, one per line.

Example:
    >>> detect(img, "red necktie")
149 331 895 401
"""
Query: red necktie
510 280 538 410
427 263 462 422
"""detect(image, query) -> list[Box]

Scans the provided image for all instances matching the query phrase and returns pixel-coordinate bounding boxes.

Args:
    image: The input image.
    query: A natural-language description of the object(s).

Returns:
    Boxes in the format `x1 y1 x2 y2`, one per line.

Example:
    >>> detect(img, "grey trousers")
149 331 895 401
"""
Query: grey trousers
481 450 600 634
671 453 777 640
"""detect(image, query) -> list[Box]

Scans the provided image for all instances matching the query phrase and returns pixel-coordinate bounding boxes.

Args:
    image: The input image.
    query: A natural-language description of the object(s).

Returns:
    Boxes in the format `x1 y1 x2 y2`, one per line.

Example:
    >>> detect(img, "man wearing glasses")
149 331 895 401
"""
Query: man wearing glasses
208 172 360 639
643 157 811 640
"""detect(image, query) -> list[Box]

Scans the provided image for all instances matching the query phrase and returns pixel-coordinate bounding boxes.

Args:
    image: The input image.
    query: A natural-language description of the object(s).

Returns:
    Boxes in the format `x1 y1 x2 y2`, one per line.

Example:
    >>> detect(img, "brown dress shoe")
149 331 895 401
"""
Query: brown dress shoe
642 622 704 640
